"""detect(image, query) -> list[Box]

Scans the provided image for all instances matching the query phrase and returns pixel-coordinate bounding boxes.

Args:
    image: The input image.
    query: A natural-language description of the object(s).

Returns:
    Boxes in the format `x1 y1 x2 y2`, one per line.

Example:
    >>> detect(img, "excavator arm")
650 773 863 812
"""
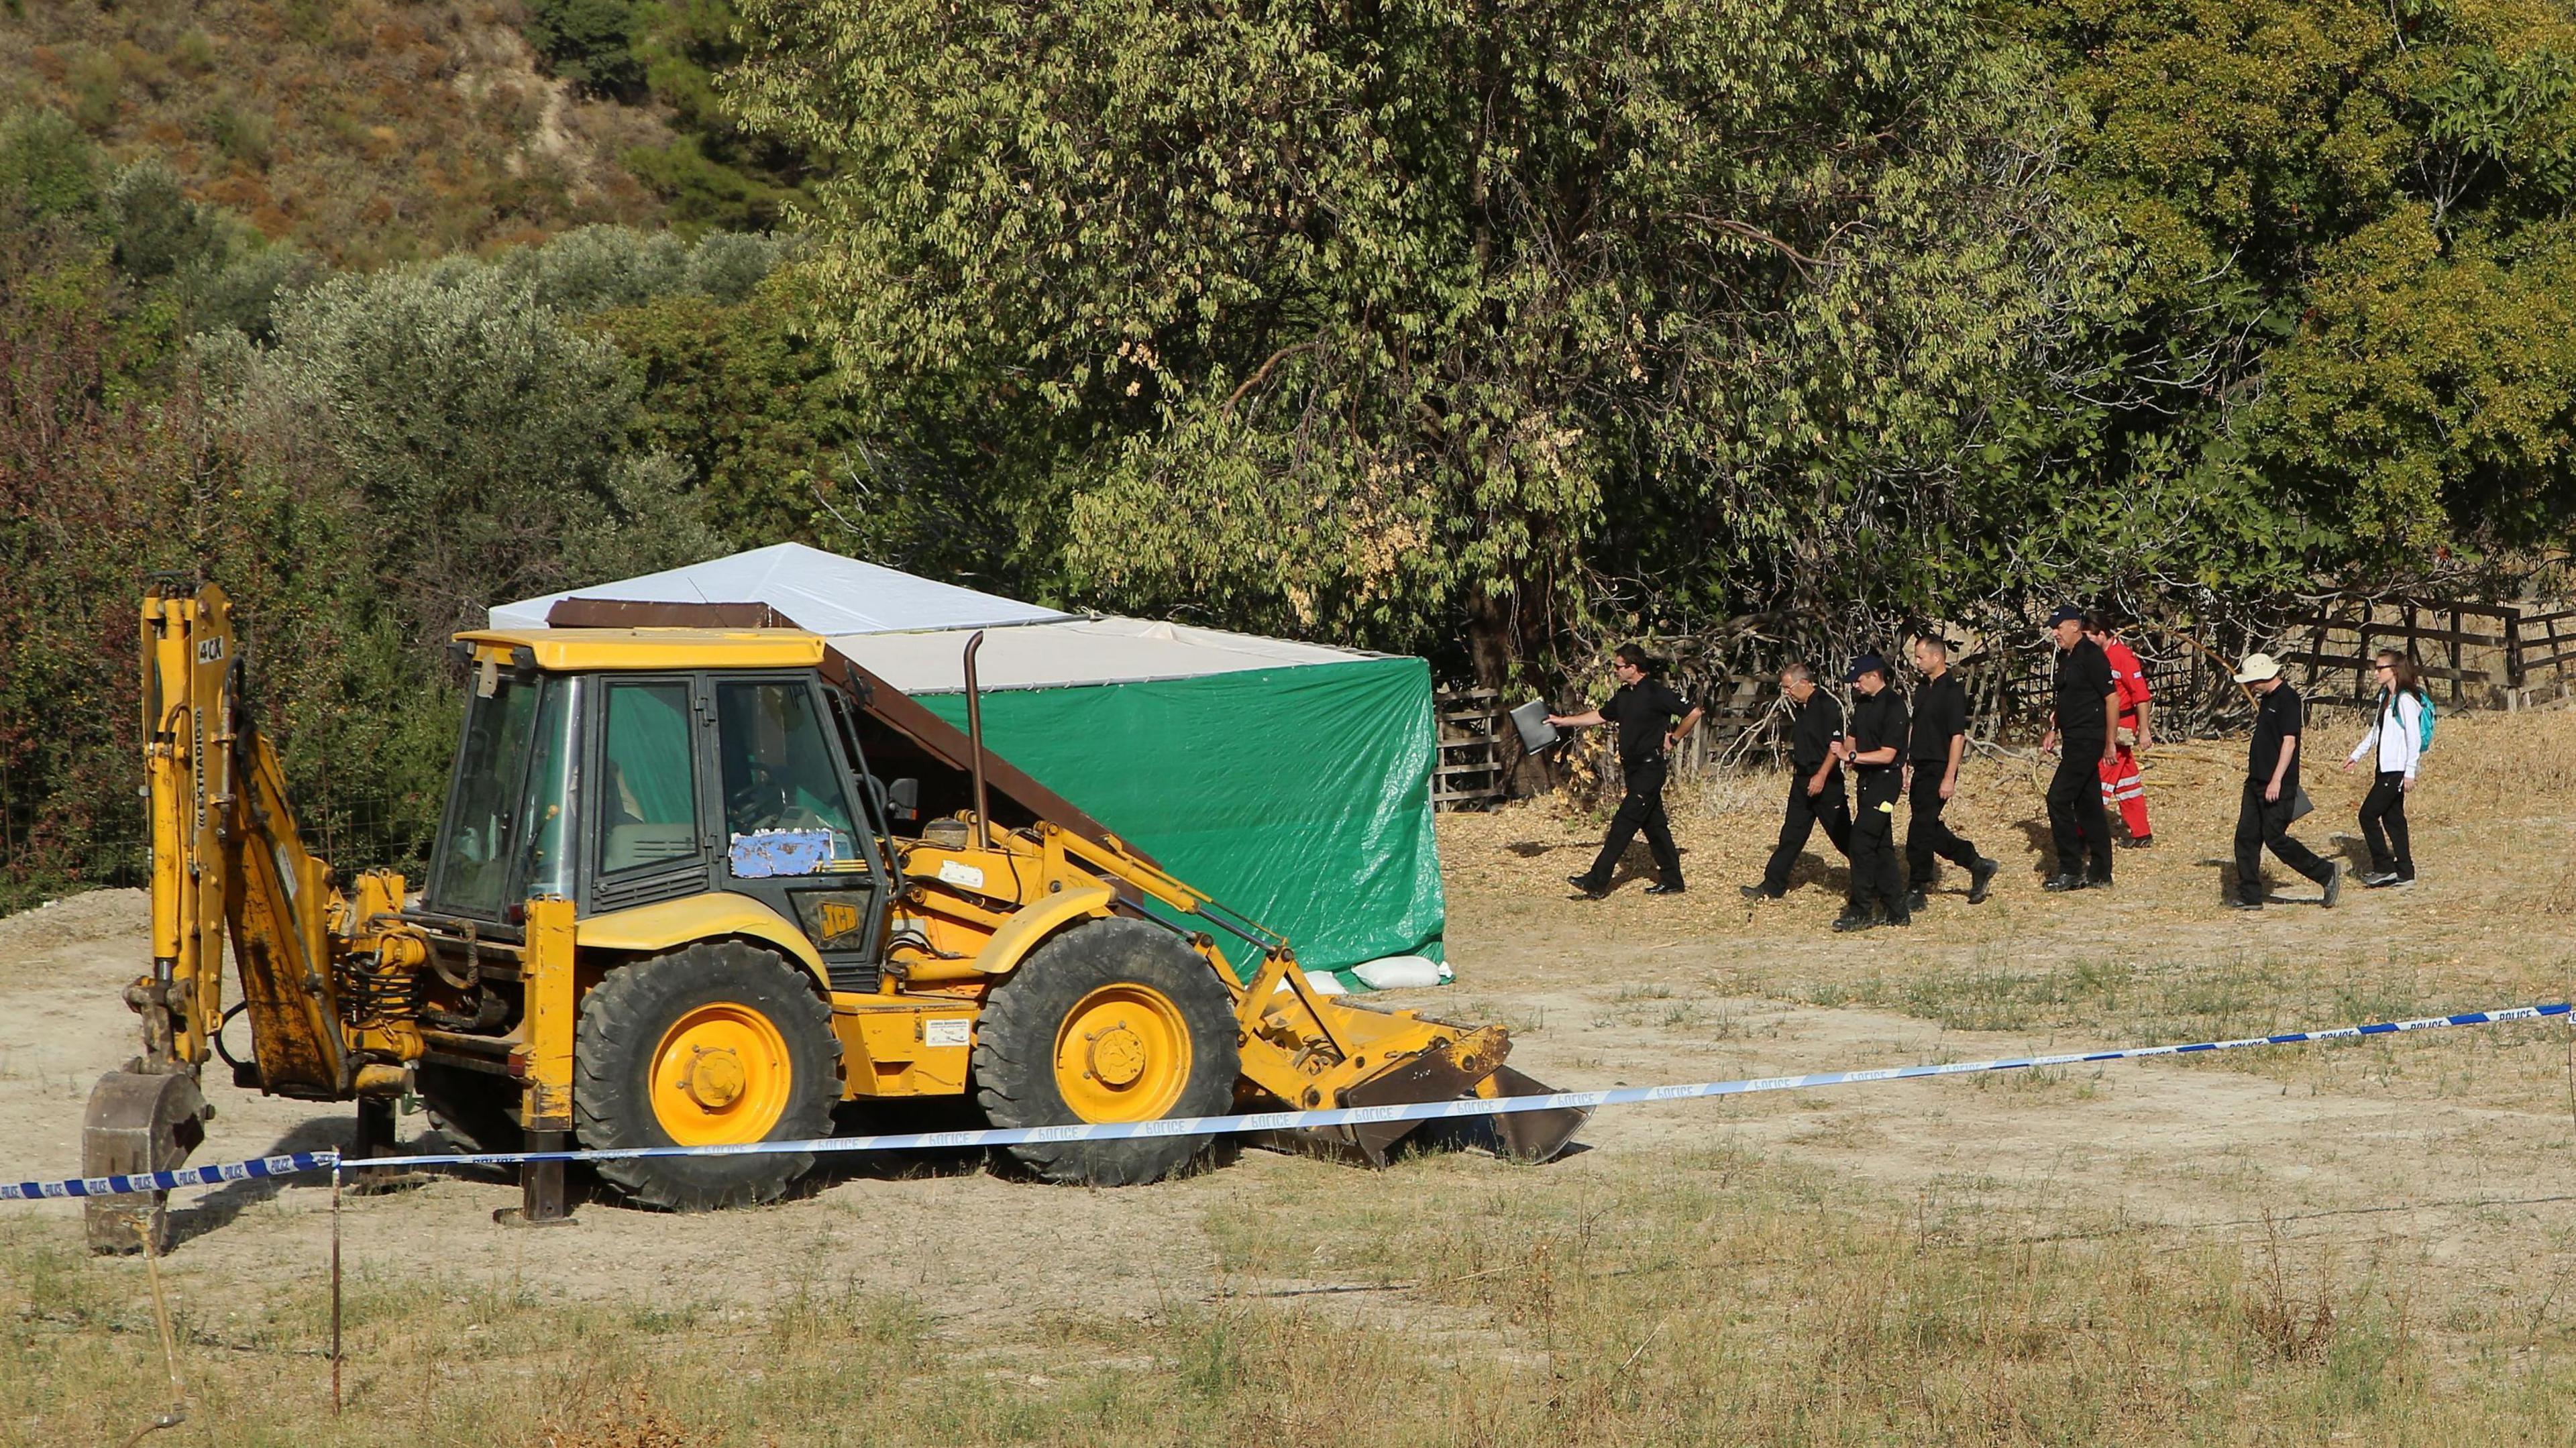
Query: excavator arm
85 582 354 1251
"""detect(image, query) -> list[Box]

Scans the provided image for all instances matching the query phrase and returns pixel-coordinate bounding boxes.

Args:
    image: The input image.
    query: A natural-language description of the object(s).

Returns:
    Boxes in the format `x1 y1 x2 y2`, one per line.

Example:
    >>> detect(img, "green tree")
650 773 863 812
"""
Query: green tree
627 0 818 231
2008 0 2576 578
527 0 650 99
735 0 2116 680
592 282 1022 581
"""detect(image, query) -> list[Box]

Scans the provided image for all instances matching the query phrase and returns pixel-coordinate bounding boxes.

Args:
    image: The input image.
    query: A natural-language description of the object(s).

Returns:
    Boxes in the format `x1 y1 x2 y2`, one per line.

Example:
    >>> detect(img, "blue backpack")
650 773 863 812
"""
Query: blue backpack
2388 687 2434 753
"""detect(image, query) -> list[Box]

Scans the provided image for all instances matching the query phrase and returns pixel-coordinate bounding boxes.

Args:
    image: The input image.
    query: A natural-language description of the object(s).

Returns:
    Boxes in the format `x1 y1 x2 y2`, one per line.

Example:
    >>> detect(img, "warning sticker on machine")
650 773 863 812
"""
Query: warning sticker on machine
924 1018 972 1049
935 860 987 892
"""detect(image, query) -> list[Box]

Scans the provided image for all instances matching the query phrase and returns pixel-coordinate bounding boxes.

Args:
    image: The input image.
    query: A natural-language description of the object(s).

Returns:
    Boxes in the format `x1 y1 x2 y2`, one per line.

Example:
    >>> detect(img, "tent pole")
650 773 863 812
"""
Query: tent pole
963 630 991 850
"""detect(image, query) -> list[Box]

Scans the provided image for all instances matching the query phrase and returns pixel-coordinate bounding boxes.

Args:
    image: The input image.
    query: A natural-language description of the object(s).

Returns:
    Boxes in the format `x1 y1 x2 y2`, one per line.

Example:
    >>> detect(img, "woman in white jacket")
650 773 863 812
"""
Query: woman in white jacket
2342 650 2424 887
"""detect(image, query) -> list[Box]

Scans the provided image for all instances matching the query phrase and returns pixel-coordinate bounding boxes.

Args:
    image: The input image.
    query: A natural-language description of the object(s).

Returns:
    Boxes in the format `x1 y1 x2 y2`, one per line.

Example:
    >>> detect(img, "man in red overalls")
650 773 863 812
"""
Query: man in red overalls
2087 616 2153 847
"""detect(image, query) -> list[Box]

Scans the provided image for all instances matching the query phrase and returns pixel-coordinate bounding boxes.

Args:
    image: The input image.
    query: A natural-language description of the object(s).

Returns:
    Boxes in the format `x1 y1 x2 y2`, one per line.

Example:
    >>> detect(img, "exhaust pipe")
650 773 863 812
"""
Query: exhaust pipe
962 630 989 850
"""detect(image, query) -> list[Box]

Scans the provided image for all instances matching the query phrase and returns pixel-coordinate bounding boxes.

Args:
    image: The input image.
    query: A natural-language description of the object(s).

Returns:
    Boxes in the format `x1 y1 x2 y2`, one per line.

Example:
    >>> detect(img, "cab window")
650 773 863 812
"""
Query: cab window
599 681 698 873
715 680 859 868
512 677 576 899
426 674 540 918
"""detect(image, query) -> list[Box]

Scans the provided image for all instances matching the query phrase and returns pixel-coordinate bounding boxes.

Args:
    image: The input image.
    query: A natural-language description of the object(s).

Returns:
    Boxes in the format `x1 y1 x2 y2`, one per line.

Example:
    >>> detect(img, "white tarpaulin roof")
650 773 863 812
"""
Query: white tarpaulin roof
832 617 1374 694
488 542 1069 634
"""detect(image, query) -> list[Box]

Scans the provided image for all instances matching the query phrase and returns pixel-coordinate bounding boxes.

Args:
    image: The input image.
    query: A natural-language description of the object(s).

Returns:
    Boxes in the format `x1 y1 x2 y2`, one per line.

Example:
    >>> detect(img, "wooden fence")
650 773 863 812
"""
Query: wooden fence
2278 598 2576 708
1431 686 1508 812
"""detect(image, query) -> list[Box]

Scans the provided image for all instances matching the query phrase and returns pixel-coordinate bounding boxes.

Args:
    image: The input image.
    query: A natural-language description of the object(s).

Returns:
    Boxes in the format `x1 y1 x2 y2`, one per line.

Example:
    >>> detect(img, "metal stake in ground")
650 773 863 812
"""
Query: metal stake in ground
330 1162 342 1416
119 1215 186 1447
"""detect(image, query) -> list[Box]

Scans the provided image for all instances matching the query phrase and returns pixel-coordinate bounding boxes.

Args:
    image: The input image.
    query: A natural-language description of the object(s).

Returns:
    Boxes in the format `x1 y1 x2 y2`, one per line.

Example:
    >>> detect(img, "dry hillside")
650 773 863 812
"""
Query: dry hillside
0 0 667 263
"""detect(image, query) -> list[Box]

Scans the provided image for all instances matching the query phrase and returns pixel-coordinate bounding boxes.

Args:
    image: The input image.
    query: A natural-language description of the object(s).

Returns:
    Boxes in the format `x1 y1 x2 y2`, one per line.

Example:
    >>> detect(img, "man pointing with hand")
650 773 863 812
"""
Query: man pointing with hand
1553 644 1703 899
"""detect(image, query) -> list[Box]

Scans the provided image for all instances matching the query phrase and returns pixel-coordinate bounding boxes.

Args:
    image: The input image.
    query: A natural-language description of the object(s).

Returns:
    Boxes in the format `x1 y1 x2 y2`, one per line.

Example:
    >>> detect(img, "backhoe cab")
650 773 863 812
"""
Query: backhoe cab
85 583 1583 1251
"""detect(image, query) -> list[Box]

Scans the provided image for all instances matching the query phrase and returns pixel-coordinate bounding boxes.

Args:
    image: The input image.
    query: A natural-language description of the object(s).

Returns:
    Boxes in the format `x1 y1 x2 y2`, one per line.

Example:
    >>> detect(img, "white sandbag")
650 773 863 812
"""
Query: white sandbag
1350 954 1444 990
1271 970 1350 996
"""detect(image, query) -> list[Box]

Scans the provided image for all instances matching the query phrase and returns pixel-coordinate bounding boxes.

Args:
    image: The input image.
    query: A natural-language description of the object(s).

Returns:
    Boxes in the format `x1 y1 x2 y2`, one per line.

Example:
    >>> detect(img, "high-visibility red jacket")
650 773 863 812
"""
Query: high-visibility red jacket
2101 638 2151 727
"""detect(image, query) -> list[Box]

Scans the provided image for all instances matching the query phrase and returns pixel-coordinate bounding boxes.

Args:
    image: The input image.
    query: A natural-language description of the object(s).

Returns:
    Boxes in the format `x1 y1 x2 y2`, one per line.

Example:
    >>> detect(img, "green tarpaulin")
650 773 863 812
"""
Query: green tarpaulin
912 657 1444 983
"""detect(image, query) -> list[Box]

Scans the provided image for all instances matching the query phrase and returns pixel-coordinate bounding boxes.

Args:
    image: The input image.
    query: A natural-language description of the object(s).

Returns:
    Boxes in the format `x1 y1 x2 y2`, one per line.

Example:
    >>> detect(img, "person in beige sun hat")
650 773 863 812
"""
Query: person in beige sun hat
2233 653 2284 684
2227 652 2341 910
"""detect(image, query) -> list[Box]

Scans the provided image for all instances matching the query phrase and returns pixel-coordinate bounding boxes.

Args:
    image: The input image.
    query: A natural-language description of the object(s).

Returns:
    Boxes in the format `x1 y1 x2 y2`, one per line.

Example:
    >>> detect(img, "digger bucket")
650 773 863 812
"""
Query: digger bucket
1260 1024 1589 1168
82 1068 208 1256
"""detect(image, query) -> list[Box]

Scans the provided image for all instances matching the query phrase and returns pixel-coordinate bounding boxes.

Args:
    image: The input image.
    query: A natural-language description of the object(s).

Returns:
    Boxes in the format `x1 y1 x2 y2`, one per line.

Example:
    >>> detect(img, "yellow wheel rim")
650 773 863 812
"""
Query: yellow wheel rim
649 1003 793 1146
1052 984 1193 1123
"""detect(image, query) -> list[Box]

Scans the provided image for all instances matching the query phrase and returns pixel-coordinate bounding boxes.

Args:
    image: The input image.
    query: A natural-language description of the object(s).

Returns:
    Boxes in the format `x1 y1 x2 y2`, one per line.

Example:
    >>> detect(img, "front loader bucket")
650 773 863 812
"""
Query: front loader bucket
1478 1064 1591 1164
1260 1027 1589 1168
83 1067 207 1256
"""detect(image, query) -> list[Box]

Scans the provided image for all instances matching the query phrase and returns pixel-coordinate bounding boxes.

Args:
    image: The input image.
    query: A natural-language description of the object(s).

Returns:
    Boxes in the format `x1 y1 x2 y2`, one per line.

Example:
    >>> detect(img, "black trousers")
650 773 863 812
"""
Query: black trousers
1585 757 1681 887
2046 740 2113 881
2234 780 2330 902
1847 770 1907 917
2359 771 2413 877
1905 775 1981 889
1759 770 1851 895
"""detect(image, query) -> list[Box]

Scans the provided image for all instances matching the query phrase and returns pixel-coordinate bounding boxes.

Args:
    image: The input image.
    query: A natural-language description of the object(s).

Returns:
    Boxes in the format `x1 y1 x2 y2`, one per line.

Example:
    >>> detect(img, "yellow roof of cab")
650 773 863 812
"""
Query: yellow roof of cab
457 627 827 672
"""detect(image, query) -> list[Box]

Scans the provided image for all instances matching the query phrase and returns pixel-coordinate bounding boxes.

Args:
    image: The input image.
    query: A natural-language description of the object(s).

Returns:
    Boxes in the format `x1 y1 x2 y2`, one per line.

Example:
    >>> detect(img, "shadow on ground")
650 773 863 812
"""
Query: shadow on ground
168 1114 353 1247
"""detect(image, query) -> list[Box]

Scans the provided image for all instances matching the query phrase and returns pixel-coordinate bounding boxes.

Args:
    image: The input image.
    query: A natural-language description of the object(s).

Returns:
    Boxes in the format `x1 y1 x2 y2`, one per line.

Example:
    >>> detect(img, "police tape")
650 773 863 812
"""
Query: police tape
9 1000 2570 1201
1 1152 339 1203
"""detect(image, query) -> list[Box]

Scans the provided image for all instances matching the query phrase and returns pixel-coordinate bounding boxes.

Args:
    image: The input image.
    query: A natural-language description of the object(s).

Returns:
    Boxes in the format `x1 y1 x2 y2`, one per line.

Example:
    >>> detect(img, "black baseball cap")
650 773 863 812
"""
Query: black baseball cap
1844 653 1888 683
2047 606 2086 626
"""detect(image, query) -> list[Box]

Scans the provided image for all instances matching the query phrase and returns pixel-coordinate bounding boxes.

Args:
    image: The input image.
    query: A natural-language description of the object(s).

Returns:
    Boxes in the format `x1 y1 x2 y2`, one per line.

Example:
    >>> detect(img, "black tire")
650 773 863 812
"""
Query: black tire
415 1061 524 1156
572 942 841 1211
973 917 1238 1185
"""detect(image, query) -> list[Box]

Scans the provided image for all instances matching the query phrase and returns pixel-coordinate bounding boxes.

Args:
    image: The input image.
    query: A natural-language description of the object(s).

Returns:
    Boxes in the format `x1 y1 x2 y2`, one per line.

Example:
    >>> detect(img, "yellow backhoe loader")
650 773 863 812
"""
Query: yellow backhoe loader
85 582 1582 1251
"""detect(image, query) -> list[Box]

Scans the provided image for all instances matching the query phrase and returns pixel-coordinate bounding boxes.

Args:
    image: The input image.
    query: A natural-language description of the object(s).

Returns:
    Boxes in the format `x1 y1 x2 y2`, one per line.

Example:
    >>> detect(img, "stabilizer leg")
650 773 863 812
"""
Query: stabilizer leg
495 1129 574 1227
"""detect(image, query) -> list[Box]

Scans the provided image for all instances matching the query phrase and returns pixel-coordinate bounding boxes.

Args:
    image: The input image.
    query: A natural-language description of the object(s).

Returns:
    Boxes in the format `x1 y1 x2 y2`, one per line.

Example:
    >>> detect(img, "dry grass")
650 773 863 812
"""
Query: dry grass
13 1145 2576 1447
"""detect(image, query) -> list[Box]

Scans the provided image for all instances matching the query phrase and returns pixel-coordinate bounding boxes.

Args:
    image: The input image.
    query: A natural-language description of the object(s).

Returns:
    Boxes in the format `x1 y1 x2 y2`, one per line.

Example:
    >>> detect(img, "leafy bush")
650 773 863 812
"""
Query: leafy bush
0 109 97 218
205 101 272 169
66 48 120 132
103 161 218 282
494 223 793 314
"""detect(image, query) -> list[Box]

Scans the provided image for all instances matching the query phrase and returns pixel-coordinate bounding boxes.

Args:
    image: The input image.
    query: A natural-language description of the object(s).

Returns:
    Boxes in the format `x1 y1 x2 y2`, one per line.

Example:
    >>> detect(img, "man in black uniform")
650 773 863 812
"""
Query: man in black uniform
2039 606 2119 891
2227 653 2341 910
1552 644 1704 898
1904 636 1999 911
1834 655 1911 931
1743 661 1851 899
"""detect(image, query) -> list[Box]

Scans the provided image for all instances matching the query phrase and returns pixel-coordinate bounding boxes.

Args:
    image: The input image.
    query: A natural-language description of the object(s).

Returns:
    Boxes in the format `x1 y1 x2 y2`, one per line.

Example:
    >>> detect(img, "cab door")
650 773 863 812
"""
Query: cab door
584 673 716 914
706 672 890 992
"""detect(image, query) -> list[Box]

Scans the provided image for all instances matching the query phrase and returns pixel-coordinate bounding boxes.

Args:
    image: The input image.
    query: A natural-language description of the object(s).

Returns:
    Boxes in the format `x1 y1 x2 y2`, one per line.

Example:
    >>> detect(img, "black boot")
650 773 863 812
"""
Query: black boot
1967 858 1999 904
